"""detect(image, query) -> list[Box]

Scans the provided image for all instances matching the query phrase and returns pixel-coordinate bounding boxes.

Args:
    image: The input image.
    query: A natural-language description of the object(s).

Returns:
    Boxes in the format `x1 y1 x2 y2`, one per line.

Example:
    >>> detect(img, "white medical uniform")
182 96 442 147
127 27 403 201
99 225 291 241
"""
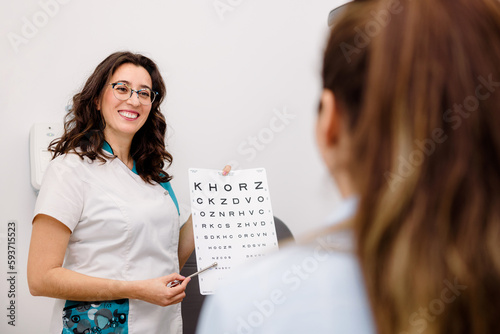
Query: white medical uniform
34 151 182 334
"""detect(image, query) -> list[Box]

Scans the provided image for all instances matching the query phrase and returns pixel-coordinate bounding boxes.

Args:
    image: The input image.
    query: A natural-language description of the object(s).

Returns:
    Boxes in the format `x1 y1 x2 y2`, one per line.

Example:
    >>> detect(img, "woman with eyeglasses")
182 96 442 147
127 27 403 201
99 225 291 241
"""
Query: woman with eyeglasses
27 51 230 334
197 0 500 333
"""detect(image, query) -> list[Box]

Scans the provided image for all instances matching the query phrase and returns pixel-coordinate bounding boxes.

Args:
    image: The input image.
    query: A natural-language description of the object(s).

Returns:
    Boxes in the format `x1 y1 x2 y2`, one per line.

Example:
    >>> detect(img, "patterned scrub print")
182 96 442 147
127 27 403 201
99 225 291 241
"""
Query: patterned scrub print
62 299 129 334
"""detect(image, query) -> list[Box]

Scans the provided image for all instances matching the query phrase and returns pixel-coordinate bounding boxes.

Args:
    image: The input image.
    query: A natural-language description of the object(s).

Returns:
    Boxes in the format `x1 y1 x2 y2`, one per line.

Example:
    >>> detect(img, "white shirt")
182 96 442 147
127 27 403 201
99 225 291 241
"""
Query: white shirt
196 197 375 334
34 152 182 334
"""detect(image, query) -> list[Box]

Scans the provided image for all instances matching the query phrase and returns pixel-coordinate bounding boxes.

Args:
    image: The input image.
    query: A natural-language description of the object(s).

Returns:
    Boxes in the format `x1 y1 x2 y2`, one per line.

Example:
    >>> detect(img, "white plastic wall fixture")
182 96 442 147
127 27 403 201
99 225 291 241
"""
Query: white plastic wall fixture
29 123 64 191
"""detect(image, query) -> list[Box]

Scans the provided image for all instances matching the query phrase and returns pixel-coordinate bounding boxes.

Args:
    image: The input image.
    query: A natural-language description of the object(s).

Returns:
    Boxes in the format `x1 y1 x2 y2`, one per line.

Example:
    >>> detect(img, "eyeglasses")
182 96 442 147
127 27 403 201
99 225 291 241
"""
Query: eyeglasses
109 82 158 105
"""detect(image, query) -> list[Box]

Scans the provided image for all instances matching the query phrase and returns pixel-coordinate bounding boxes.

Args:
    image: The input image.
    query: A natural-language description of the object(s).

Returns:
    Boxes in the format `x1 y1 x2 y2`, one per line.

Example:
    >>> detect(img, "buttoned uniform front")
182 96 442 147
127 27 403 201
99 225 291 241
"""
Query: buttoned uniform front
34 146 182 334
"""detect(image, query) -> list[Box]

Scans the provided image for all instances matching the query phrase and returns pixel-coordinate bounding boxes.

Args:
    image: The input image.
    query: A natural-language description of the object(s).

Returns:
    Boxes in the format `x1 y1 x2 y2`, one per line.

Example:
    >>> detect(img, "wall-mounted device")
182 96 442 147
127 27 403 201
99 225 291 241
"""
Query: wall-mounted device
30 123 63 191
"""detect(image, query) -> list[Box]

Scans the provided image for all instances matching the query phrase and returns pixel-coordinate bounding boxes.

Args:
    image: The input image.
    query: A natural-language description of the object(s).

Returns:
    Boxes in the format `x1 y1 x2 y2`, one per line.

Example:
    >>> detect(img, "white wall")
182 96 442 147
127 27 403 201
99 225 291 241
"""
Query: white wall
0 0 347 332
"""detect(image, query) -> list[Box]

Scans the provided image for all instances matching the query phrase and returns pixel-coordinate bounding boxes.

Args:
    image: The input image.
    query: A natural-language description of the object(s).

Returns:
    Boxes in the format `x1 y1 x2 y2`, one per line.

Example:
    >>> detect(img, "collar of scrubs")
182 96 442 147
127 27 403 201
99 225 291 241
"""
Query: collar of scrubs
102 141 180 215
317 196 358 252
323 196 359 227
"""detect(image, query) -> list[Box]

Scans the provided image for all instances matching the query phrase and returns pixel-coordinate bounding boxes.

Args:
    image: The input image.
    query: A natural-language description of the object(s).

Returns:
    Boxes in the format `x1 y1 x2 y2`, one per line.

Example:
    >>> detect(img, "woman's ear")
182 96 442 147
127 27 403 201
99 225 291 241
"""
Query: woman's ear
317 89 340 147
94 97 101 111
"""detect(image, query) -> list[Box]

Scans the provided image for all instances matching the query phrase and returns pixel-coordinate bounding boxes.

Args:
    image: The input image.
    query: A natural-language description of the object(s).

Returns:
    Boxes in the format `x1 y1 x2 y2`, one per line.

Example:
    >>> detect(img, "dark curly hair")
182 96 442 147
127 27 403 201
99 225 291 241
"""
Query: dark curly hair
50 51 173 184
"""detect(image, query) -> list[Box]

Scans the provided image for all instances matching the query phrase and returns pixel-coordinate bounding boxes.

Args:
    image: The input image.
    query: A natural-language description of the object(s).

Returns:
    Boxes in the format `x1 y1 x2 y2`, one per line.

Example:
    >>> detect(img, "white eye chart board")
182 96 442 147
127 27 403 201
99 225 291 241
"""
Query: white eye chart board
189 168 279 295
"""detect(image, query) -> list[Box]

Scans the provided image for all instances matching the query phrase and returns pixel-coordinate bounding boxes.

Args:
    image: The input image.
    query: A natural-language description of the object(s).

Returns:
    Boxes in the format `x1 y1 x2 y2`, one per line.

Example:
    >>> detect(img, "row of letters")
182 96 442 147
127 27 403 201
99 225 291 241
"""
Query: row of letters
193 181 264 192
203 232 270 239
195 196 267 205
205 243 269 249
200 221 268 229
197 209 267 218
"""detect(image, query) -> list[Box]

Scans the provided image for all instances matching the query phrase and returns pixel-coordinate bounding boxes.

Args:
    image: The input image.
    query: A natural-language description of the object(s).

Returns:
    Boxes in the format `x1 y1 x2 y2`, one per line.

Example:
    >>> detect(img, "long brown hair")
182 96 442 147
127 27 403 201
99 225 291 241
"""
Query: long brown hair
51 51 173 184
323 0 500 332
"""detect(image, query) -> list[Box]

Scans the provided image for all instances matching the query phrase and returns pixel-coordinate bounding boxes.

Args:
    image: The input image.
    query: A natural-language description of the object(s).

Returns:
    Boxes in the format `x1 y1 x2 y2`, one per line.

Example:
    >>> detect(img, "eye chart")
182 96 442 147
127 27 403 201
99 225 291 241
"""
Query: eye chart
189 168 279 295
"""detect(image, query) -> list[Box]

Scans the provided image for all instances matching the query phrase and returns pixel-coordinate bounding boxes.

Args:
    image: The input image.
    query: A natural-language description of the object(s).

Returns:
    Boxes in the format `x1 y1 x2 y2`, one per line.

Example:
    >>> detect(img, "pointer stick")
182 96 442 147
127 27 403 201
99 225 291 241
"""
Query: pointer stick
167 262 218 288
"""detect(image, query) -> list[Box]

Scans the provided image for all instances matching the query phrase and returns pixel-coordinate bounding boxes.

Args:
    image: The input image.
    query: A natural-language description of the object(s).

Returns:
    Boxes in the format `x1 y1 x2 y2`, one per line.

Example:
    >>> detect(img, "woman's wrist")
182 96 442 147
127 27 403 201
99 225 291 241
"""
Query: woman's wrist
115 279 140 300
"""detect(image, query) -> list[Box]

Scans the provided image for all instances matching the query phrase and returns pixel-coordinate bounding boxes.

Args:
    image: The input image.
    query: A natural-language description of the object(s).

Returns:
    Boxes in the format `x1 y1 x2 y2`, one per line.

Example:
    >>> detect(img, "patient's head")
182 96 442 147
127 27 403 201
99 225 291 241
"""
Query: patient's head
318 0 500 332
